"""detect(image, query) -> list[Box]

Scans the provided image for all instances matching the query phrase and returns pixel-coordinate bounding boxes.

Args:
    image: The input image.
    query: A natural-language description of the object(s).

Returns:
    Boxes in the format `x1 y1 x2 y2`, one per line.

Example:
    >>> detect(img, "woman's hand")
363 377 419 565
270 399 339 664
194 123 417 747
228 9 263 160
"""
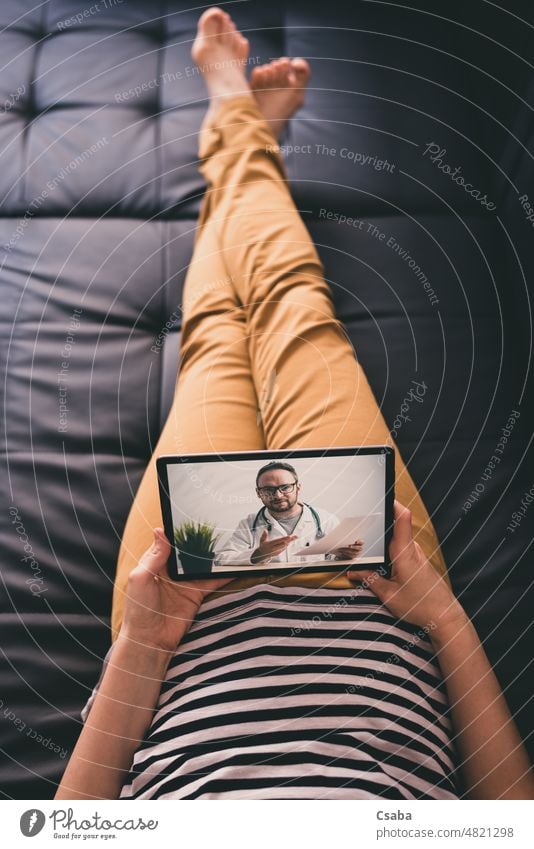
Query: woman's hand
348 501 466 632
120 528 233 659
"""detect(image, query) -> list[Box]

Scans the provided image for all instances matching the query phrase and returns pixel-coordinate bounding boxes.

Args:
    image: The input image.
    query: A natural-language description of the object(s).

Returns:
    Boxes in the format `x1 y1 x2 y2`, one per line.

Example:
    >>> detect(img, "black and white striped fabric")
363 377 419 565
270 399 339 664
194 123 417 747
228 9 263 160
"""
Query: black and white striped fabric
116 584 460 799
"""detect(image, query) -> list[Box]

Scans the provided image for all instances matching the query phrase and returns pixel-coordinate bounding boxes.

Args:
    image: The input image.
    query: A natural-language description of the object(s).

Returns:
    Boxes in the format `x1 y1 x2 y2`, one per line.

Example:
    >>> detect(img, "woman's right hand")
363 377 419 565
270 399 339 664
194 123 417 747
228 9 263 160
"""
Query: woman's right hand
121 528 232 658
348 501 467 633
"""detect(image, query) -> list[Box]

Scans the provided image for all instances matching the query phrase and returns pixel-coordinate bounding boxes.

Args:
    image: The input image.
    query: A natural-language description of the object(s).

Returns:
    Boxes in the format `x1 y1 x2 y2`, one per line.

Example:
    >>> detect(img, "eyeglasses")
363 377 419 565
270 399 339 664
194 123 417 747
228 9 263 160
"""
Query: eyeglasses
257 482 297 498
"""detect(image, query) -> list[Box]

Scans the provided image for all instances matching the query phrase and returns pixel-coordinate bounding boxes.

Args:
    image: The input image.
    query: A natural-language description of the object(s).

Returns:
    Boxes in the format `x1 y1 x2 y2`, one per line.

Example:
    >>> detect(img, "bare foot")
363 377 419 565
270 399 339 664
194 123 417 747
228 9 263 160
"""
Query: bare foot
191 7 250 101
250 57 311 137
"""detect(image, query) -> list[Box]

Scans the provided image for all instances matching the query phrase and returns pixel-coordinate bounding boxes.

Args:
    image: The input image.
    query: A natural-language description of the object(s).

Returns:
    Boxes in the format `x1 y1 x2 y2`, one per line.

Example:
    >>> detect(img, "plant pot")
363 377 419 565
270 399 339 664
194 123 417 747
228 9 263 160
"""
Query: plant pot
179 551 215 575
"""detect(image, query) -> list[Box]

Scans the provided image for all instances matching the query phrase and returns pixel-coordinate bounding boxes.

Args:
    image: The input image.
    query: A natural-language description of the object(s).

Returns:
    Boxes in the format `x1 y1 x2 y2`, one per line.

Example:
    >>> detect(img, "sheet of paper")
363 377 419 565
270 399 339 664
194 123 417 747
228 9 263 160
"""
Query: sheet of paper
294 514 381 556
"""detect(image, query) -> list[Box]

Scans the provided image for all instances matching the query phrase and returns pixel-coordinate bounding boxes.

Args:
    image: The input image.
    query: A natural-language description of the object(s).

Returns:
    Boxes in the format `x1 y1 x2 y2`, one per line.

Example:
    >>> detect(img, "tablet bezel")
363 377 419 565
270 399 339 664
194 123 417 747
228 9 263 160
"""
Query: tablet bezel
156 445 394 581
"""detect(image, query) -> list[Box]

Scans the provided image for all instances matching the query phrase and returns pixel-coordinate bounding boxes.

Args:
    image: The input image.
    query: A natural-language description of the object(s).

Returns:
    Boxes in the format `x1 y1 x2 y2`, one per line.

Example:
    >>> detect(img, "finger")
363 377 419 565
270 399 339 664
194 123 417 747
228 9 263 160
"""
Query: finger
392 501 414 550
265 546 285 556
137 528 171 577
209 577 236 590
270 543 291 554
272 537 295 549
347 568 392 601
183 576 235 593
348 568 376 579
266 535 297 554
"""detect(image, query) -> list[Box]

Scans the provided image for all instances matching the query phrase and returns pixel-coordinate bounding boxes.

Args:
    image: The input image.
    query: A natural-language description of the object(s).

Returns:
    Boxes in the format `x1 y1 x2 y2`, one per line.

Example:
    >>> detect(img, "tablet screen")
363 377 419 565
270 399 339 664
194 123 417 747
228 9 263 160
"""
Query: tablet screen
157 446 393 580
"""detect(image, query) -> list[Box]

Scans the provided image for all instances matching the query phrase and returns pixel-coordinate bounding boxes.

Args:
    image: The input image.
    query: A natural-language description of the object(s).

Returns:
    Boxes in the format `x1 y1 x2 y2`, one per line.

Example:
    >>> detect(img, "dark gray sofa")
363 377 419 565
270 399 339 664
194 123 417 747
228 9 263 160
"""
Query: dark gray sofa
1 0 533 799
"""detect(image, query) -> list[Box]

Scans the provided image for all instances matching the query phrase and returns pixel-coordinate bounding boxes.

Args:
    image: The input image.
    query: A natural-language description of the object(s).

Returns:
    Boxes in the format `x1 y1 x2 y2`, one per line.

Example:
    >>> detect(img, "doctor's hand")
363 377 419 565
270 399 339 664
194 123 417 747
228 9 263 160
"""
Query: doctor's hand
332 539 364 561
251 529 298 564
120 528 233 660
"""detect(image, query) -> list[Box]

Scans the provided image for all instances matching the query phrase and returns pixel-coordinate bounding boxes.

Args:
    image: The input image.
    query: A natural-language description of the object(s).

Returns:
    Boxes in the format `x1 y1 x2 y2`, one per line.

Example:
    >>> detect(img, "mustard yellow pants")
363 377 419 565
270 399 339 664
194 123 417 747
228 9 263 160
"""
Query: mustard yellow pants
111 94 448 639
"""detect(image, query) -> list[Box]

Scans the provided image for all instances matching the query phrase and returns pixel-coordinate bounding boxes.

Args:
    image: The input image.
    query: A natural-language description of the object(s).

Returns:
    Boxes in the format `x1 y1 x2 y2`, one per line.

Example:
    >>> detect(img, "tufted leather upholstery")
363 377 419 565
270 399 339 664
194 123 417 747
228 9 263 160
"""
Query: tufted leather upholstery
1 1 533 798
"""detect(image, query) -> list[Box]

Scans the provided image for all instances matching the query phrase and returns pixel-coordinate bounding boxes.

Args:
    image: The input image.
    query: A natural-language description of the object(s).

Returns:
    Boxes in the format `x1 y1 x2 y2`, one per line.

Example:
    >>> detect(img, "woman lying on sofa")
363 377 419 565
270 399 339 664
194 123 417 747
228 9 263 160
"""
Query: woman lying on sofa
55 7 533 801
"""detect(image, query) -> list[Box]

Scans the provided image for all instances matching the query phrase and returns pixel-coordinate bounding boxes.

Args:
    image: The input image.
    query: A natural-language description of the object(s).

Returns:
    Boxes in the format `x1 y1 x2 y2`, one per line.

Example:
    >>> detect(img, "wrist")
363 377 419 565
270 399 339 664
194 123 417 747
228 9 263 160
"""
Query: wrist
114 632 174 675
251 551 270 565
429 604 472 648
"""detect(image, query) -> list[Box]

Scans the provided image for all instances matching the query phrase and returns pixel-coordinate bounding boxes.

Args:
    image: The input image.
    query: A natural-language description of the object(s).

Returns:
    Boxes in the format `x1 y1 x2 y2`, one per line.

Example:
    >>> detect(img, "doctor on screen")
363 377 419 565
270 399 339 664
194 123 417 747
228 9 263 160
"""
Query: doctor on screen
214 461 363 567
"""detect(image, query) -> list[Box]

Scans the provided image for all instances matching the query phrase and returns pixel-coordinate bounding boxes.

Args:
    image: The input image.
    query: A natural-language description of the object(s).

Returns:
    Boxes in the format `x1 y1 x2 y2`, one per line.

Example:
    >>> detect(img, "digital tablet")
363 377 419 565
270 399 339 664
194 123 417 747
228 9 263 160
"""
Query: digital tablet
156 445 394 581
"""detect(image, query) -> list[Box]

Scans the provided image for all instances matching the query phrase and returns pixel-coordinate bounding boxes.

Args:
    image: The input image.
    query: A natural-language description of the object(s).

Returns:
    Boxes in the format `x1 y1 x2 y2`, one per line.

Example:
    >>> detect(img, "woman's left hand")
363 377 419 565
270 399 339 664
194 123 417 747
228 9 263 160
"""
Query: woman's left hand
120 528 233 658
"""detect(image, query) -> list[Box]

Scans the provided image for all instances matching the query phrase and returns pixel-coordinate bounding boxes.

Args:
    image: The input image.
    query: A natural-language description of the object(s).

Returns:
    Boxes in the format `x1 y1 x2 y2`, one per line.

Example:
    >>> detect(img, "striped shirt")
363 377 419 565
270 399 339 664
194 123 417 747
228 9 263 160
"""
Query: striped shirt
102 584 459 799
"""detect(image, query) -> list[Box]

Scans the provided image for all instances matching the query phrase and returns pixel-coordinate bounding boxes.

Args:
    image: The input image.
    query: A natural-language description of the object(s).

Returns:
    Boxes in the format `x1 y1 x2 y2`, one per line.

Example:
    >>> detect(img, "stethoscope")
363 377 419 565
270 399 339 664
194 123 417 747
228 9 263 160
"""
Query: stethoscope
251 502 326 538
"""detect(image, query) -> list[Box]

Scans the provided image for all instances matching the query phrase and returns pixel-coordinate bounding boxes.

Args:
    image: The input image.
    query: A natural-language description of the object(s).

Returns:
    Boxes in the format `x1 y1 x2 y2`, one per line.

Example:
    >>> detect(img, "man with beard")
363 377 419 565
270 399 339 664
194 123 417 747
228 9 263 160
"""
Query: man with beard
214 461 363 566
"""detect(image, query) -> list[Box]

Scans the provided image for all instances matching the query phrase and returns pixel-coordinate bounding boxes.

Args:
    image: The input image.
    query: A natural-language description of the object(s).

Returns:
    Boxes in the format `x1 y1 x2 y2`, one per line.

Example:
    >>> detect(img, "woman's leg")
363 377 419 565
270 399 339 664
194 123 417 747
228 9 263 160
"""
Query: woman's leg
193 14 448 584
110 213 266 639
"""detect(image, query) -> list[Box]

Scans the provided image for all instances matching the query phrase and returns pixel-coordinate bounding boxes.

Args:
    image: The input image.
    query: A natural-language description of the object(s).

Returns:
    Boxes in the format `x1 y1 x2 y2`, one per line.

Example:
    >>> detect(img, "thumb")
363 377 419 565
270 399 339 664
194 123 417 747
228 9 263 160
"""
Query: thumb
139 528 171 577
260 529 269 542
391 500 415 553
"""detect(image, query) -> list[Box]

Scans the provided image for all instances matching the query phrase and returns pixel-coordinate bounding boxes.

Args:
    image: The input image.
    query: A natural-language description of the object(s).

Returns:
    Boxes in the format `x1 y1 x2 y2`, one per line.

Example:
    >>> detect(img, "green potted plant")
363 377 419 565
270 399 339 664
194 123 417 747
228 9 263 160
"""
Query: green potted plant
174 520 220 575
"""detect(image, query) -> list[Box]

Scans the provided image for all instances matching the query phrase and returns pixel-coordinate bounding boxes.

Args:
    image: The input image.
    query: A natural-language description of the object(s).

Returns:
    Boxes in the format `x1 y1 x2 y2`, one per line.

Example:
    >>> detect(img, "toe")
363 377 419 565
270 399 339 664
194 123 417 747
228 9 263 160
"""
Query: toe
277 61 292 86
198 7 226 35
291 58 311 83
252 65 273 89
265 67 276 87
287 69 298 87
220 12 243 51
250 66 265 87
268 66 281 87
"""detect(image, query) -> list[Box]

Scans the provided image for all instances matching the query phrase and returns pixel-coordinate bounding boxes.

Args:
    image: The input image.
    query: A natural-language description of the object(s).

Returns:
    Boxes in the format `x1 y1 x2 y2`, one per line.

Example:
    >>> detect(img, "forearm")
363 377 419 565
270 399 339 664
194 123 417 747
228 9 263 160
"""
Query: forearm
55 637 171 800
431 614 534 799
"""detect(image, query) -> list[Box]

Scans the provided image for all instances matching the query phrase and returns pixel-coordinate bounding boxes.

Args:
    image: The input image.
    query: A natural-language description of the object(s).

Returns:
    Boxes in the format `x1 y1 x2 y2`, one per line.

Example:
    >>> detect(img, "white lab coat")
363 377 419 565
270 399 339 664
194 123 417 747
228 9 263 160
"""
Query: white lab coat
214 503 340 566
